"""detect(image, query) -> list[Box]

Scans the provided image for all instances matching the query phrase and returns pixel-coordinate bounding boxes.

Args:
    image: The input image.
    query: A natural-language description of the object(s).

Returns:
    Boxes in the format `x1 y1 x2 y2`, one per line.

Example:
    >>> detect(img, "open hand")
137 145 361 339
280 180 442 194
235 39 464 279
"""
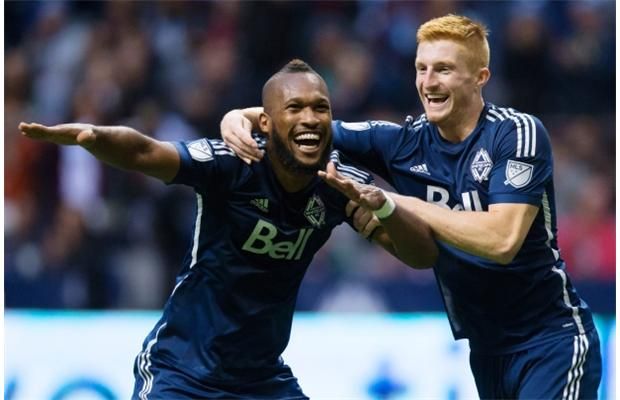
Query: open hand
318 161 388 211
220 110 263 164
19 122 97 148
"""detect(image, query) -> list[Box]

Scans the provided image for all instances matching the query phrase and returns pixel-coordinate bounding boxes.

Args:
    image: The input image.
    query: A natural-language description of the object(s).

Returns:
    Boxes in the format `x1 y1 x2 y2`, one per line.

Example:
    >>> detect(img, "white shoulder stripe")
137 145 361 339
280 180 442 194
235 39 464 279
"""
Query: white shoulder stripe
525 113 537 156
214 150 236 157
491 107 537 158
487 108 505 121
329 152 371 183
336 164 369 182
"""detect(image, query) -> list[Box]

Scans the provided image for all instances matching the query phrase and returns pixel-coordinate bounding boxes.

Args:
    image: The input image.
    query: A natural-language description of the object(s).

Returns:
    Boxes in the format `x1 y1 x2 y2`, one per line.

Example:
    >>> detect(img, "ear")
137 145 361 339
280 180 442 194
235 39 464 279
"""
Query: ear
477 67 491 88
258 112 272 137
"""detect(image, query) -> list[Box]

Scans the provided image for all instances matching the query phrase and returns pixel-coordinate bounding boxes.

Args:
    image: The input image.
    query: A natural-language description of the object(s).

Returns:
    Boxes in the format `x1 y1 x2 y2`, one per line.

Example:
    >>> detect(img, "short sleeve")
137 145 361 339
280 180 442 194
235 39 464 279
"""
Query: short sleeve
332 120 404 179
488 114 553 205
170 138 247 194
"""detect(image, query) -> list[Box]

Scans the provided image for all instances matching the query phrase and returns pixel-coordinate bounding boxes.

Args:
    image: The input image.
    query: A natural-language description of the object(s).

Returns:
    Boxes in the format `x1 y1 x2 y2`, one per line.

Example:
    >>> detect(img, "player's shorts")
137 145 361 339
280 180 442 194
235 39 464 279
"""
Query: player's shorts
469 328 601 399
131 356 308 400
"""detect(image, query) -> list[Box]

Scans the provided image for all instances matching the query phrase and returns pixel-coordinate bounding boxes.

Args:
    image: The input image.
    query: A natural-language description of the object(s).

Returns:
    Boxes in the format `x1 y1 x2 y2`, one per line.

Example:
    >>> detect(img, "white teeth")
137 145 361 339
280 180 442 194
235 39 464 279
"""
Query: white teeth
426 94 447 100
295 133 320 141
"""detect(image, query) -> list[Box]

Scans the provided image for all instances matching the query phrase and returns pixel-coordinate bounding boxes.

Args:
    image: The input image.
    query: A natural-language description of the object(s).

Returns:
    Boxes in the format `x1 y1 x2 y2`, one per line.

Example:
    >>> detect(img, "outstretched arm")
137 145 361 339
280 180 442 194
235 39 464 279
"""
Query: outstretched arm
220 107 264 163
320 162 438 269
19 122 179 182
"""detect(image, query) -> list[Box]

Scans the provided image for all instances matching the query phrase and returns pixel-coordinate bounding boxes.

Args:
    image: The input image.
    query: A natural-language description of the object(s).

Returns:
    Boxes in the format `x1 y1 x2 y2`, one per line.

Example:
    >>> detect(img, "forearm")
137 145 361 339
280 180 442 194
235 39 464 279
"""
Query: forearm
392 194 518 264
88 126 178 181
379 203 438 268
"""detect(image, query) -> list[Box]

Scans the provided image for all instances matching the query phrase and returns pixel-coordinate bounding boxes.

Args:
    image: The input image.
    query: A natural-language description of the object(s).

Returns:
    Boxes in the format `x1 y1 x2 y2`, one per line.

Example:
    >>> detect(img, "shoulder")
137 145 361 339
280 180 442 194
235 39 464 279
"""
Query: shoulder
329 150 373 184
332 119 404 134
484 104 550 157
485 105 547 135
184 134 266 162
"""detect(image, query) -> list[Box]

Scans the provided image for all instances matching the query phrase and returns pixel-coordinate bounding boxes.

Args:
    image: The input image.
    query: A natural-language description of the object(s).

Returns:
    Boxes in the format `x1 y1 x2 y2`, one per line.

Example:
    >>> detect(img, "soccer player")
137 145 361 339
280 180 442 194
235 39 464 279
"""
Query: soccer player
19 60 436 399
219 15 602 399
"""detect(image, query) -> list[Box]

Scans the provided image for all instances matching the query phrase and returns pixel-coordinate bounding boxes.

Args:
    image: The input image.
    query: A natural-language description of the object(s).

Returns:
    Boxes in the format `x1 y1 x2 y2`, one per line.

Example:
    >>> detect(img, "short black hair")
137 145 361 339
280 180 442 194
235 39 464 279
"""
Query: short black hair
262 59 323 109
278 58 316 74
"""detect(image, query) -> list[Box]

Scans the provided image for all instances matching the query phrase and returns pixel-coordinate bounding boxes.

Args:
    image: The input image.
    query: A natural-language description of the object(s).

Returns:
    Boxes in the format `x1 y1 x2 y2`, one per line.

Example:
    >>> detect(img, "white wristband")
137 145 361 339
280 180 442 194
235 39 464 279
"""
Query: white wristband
373 191 396 220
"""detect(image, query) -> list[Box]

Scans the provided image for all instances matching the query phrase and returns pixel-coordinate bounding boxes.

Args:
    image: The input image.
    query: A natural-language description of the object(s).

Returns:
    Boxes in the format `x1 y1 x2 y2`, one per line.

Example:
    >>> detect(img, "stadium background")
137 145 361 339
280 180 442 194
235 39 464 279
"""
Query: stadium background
4 1 615 399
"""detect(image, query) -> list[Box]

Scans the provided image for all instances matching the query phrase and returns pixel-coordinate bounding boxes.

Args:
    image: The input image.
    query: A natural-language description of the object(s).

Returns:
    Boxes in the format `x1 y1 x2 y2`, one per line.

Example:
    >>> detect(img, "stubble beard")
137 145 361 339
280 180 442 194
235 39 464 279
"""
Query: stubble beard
269 129 332 177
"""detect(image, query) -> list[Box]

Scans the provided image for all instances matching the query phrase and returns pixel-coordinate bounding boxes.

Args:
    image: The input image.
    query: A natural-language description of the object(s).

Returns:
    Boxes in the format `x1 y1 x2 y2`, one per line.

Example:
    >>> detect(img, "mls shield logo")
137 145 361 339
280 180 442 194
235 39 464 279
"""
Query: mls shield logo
304 194 325 228
471 148 493 183
187 139 213 162
504 160 534 188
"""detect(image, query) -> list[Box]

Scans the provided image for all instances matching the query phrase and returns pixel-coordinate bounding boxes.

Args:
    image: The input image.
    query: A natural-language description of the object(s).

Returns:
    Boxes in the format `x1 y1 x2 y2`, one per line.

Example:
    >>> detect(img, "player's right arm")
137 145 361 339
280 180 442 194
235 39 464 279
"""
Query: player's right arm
19 122 179 182
321 162 437 269
221 108 404 181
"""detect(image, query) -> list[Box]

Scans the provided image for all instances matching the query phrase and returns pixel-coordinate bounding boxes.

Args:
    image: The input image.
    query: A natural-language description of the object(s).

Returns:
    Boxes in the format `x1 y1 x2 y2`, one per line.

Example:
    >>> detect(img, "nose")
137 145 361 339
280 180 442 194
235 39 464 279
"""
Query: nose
420 71 439 89
300 107 320 127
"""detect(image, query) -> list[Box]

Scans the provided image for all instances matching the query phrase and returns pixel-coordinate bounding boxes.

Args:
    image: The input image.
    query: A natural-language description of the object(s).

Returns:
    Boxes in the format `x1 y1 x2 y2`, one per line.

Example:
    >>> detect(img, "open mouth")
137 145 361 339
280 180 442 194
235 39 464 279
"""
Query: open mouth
425 94 449 106
293 132 322 152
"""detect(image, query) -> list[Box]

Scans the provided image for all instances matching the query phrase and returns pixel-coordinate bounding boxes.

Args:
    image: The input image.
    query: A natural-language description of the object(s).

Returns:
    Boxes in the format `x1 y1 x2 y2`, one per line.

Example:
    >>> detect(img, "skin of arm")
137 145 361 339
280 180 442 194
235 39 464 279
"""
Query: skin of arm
391 194 539 264
320 162 438 269
19 122 179 182
345 201 399 259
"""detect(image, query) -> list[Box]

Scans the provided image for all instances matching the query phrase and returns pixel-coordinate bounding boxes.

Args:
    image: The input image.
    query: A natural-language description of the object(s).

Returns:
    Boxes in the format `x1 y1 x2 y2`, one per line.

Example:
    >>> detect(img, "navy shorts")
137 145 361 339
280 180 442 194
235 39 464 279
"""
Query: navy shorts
469 328 602 399
132 356 308 400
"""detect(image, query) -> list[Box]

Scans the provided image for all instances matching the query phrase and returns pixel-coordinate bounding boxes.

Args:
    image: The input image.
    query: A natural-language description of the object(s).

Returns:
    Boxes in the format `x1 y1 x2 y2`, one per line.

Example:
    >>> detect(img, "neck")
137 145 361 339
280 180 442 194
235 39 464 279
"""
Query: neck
268 152 314 193
437 97 485 143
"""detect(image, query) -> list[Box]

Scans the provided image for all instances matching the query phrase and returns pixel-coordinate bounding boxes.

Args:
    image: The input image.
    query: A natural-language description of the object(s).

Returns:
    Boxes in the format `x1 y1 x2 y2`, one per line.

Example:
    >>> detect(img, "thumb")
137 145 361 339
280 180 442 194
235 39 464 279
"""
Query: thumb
76 129 96 148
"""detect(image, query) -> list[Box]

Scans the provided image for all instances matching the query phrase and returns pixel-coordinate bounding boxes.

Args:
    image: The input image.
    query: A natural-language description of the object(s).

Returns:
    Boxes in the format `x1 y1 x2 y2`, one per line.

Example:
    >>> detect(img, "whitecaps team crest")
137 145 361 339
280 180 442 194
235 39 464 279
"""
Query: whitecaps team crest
304 194 325 228
470 148 493 183
187 139 213 162
504 160 534 188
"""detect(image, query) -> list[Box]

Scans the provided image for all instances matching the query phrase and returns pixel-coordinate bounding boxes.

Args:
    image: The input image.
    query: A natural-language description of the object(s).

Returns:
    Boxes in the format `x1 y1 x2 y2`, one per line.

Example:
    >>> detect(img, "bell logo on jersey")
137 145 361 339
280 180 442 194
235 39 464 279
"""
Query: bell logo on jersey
242 219 313 260
427 185 484 211
504 160 534 188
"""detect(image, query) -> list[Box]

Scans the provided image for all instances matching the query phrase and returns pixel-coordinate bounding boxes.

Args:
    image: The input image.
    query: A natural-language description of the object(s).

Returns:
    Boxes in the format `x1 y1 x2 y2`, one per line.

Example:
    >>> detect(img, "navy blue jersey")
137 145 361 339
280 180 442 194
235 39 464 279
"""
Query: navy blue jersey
332 103 595 354
134 135 372 392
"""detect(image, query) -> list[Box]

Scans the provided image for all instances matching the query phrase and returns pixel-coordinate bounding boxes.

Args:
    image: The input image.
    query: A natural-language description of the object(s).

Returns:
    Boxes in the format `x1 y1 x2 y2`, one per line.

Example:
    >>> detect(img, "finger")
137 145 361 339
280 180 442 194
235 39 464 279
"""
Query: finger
19 122 50 138
354 207 372 229
225 128 263 162
320 171 362 201
361 215 381 238
226 137 261 163
345 200 359 217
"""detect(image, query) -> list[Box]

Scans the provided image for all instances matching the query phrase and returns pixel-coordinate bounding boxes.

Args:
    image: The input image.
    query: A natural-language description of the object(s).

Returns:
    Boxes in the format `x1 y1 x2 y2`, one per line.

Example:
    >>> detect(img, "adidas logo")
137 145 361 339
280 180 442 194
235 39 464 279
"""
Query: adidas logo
410 163 431 176
251 198 269 213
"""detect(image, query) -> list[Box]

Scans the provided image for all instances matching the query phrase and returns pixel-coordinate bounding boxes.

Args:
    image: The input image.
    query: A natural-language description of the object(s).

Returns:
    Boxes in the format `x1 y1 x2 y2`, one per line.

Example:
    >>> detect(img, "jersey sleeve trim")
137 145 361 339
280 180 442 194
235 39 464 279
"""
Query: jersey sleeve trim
488 193 541 206
169 141 192 185
329 151 373 184
487 106 538 158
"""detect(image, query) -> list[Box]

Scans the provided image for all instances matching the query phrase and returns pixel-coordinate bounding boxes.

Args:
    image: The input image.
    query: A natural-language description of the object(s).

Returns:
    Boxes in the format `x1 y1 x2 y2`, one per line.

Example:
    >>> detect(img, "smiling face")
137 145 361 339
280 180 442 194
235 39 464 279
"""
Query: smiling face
415 39 489 139
261 72 333 176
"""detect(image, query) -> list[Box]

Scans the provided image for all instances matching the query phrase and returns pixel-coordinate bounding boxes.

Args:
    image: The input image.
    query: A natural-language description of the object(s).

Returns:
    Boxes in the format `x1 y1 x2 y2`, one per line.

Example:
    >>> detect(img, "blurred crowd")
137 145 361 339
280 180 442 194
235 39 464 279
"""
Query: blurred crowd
5 1 615 313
